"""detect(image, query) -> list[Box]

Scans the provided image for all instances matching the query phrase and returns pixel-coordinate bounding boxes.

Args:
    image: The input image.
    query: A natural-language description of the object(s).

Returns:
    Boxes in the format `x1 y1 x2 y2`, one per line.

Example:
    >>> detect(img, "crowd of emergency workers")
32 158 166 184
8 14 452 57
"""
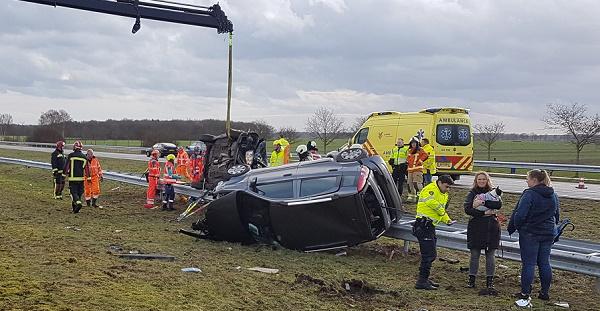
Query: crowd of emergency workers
50 136 561 308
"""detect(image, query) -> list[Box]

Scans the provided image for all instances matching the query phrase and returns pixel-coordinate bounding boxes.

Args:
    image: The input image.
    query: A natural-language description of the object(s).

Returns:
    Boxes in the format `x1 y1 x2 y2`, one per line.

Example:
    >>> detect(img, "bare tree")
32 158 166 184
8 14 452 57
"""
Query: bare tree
305 106 345 153
278 127 300 145
249 120 275 140
474 122 506 161
543 103 600 164
0 113 13 137
349 115 369 134
39 109 73 139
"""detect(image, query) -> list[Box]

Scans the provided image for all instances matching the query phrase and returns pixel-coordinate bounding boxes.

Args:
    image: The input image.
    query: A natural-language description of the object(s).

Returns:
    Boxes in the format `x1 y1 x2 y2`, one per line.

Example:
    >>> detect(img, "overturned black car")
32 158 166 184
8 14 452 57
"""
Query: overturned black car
190 148 402 252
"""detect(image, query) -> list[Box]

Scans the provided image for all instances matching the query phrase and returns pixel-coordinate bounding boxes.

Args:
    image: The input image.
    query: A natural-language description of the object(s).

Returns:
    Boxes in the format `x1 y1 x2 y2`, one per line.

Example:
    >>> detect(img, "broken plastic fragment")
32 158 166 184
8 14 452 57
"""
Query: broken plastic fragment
247 267 279 274
181 267 202 273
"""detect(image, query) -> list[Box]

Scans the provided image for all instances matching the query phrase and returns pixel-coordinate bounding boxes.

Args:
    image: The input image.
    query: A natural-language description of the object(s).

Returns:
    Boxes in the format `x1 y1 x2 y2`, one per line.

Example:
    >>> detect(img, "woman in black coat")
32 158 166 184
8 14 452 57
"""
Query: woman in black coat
463 171 502 294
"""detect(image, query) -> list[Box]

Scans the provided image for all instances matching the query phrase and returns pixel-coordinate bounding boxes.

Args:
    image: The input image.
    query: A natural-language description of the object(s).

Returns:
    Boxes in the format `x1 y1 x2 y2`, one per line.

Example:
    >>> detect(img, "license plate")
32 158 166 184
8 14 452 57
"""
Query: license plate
437 162 452 169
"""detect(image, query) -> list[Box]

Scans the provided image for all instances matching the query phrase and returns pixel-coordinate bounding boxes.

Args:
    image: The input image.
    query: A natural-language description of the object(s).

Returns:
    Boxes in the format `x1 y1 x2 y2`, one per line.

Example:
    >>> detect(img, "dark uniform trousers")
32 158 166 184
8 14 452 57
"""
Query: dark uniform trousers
413 218 438 279
392 163 408 196
69 181 84 208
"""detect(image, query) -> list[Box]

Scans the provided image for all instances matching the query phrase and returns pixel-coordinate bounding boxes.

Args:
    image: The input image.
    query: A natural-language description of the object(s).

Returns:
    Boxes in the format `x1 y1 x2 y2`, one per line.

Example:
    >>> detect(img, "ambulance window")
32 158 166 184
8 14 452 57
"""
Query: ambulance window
354 128 369 144
436 125 471 146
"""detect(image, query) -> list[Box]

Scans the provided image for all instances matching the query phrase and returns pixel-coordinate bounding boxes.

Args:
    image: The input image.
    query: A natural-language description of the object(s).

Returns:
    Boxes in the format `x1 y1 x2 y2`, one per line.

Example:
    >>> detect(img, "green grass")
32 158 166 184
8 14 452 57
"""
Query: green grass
474 140 600 165
1 148 600 310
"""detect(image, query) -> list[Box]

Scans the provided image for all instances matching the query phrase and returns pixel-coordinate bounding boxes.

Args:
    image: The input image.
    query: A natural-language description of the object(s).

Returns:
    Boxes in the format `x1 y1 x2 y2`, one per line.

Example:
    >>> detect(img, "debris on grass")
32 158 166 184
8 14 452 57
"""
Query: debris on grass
117 253 176 261
498 264 509 269
64 226 81 231
554 302 570 308
439 257 459 264
181 267 202 273
247 267 279 274
110 186 120 191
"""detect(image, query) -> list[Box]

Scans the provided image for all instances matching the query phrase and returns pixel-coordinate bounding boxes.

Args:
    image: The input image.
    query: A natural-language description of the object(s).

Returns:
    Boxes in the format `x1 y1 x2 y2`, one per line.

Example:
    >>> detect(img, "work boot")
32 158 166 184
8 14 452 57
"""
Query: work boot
467 275 476 288
168 202 175 211
86 200 91 207
428 279 440 288
161 202 168 211
415 277 437 290
72 202 77 213
74 203 82 214
92 198 99 208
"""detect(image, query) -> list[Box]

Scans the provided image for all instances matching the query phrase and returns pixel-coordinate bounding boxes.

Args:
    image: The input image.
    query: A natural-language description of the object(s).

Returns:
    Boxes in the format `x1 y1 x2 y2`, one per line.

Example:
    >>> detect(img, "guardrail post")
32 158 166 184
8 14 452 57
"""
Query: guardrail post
510 167 516 174
596 277 600 293
403 240 410 255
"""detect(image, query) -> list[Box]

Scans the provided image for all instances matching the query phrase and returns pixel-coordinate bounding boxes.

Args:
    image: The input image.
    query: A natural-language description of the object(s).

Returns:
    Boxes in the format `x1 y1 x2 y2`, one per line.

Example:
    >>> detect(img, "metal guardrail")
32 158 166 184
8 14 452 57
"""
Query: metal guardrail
0 140 146 153
2 156 600 278
385 215 600 277
473 160 600 174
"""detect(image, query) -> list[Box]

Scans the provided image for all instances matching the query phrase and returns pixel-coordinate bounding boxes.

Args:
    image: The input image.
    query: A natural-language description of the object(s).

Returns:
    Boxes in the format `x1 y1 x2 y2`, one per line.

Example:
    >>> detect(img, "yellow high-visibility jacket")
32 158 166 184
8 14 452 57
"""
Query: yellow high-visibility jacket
389 145 408 165
416 182 451 226
422 144 437 174
269 138 289 167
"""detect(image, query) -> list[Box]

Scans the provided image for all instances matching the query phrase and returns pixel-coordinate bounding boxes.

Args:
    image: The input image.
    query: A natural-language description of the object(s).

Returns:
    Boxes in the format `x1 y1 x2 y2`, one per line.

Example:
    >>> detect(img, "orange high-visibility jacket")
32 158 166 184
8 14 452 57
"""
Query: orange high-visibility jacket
407 148 428 173
84 157 103 180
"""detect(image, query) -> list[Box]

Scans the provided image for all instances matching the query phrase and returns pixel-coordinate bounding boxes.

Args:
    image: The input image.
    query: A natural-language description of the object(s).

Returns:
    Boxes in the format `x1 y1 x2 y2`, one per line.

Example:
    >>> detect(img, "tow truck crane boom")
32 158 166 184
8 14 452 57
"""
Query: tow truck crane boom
17 0 233 33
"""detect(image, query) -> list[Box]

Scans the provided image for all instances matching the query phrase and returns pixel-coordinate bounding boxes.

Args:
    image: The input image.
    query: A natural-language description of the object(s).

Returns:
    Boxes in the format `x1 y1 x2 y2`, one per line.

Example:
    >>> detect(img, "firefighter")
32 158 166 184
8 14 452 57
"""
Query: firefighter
413 174 456 290
176 147 191 181
63 141 87 213
388 138 409 197
296 145 311 162
51 141 67 199
162 154 178 211
144 149 161 209
84 149 103 207
189 145 204 186
269 139 289 167
421 138 437 186
307 141 321 160
407 137 428 203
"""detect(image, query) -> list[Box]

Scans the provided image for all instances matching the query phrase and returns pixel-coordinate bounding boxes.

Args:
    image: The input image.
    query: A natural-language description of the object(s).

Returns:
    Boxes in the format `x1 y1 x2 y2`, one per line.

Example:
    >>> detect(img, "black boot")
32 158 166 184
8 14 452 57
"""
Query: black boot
86 200 91 207
479 276 498 296
415 277 437 290
467 275 476 288
72 201 77 213
161 202 168 211
92 198 99 208
74 202 82 213
168 201 175 211
428 279 440 288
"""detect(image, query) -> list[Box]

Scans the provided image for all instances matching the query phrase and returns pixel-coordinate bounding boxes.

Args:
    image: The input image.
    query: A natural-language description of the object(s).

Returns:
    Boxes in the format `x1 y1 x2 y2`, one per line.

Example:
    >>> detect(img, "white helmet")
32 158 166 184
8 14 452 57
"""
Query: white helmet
296 145 308 154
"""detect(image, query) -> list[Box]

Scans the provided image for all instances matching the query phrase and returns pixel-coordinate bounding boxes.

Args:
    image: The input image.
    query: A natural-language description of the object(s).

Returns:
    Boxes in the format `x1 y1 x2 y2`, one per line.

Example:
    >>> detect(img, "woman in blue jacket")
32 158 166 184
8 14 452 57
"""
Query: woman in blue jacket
508 169 560 307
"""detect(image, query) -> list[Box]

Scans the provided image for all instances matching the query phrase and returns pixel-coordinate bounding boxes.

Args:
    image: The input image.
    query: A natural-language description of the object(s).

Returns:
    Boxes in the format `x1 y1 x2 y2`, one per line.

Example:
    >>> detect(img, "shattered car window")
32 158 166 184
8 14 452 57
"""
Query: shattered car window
300 177 339 197
256 181 294 199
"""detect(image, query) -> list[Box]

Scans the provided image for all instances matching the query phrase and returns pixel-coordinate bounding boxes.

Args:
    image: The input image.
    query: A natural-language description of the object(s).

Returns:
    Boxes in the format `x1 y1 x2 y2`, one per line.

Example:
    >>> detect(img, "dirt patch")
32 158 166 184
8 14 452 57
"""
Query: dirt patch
294 273 404 300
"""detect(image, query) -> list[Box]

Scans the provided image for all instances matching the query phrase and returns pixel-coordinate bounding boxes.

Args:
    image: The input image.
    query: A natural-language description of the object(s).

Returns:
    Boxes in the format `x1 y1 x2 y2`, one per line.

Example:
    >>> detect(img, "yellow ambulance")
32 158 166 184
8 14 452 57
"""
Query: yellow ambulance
350 107 473 179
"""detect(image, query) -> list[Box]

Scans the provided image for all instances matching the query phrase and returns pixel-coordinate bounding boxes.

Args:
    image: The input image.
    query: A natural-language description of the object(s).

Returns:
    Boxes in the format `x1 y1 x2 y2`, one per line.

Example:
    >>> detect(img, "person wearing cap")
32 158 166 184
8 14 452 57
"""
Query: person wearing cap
51 141 67 199
307 140 321 160
269 138 289 167
63 141 87 213
84 149 103 207
413 174 456 290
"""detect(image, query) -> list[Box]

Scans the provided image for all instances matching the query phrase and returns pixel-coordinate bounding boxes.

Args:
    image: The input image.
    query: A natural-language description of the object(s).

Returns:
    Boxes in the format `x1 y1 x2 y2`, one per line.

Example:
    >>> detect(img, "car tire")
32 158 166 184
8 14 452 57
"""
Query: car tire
227 164 250 177
335 148 367 162
198 134 216 143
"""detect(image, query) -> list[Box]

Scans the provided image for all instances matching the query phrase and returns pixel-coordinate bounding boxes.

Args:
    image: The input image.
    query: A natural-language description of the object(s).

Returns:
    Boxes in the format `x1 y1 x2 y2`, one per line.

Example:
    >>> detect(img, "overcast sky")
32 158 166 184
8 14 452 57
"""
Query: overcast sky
1 0 599 133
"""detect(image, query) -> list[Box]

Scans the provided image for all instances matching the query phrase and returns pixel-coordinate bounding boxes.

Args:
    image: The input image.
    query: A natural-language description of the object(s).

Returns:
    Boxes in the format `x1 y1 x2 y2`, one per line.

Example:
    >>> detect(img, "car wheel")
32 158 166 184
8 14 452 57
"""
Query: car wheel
335 148 367 162
198 134 216 143
227 164 250 177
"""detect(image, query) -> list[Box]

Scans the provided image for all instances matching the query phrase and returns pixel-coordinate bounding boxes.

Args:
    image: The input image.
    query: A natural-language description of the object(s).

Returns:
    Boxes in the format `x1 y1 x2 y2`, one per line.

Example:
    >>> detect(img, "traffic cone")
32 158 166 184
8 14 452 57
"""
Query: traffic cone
576 177 587 189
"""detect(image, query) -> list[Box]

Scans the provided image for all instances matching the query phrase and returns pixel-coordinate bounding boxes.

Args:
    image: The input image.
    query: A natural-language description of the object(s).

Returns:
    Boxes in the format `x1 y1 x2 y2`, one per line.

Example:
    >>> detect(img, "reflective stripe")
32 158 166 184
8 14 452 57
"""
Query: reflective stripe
418 195 434 203
69 177 84 181
52 168 58 172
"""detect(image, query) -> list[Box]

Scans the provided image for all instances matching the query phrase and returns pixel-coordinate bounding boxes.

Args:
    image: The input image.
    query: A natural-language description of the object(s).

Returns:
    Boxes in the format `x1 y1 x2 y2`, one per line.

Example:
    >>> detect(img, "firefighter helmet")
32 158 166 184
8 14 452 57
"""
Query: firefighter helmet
166 154 176 162
56 141 65 149
307 141 318 151
151 149 160 158
73 141 83 150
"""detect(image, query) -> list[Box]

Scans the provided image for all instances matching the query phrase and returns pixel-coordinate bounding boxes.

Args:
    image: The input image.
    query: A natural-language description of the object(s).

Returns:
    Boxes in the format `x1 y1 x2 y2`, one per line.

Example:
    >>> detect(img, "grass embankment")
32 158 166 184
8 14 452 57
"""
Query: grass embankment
1 149 599 310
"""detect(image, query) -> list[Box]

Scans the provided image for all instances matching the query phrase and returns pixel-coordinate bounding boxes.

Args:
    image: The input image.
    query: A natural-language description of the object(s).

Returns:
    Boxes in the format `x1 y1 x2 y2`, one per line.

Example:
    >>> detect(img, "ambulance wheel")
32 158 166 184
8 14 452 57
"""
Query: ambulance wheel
335 148 367 162
227 164 250 177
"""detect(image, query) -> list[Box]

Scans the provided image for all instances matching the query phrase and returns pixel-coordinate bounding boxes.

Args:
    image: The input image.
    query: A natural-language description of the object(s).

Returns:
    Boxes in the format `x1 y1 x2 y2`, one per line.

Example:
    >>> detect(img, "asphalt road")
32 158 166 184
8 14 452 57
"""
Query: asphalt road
2 144 599 201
